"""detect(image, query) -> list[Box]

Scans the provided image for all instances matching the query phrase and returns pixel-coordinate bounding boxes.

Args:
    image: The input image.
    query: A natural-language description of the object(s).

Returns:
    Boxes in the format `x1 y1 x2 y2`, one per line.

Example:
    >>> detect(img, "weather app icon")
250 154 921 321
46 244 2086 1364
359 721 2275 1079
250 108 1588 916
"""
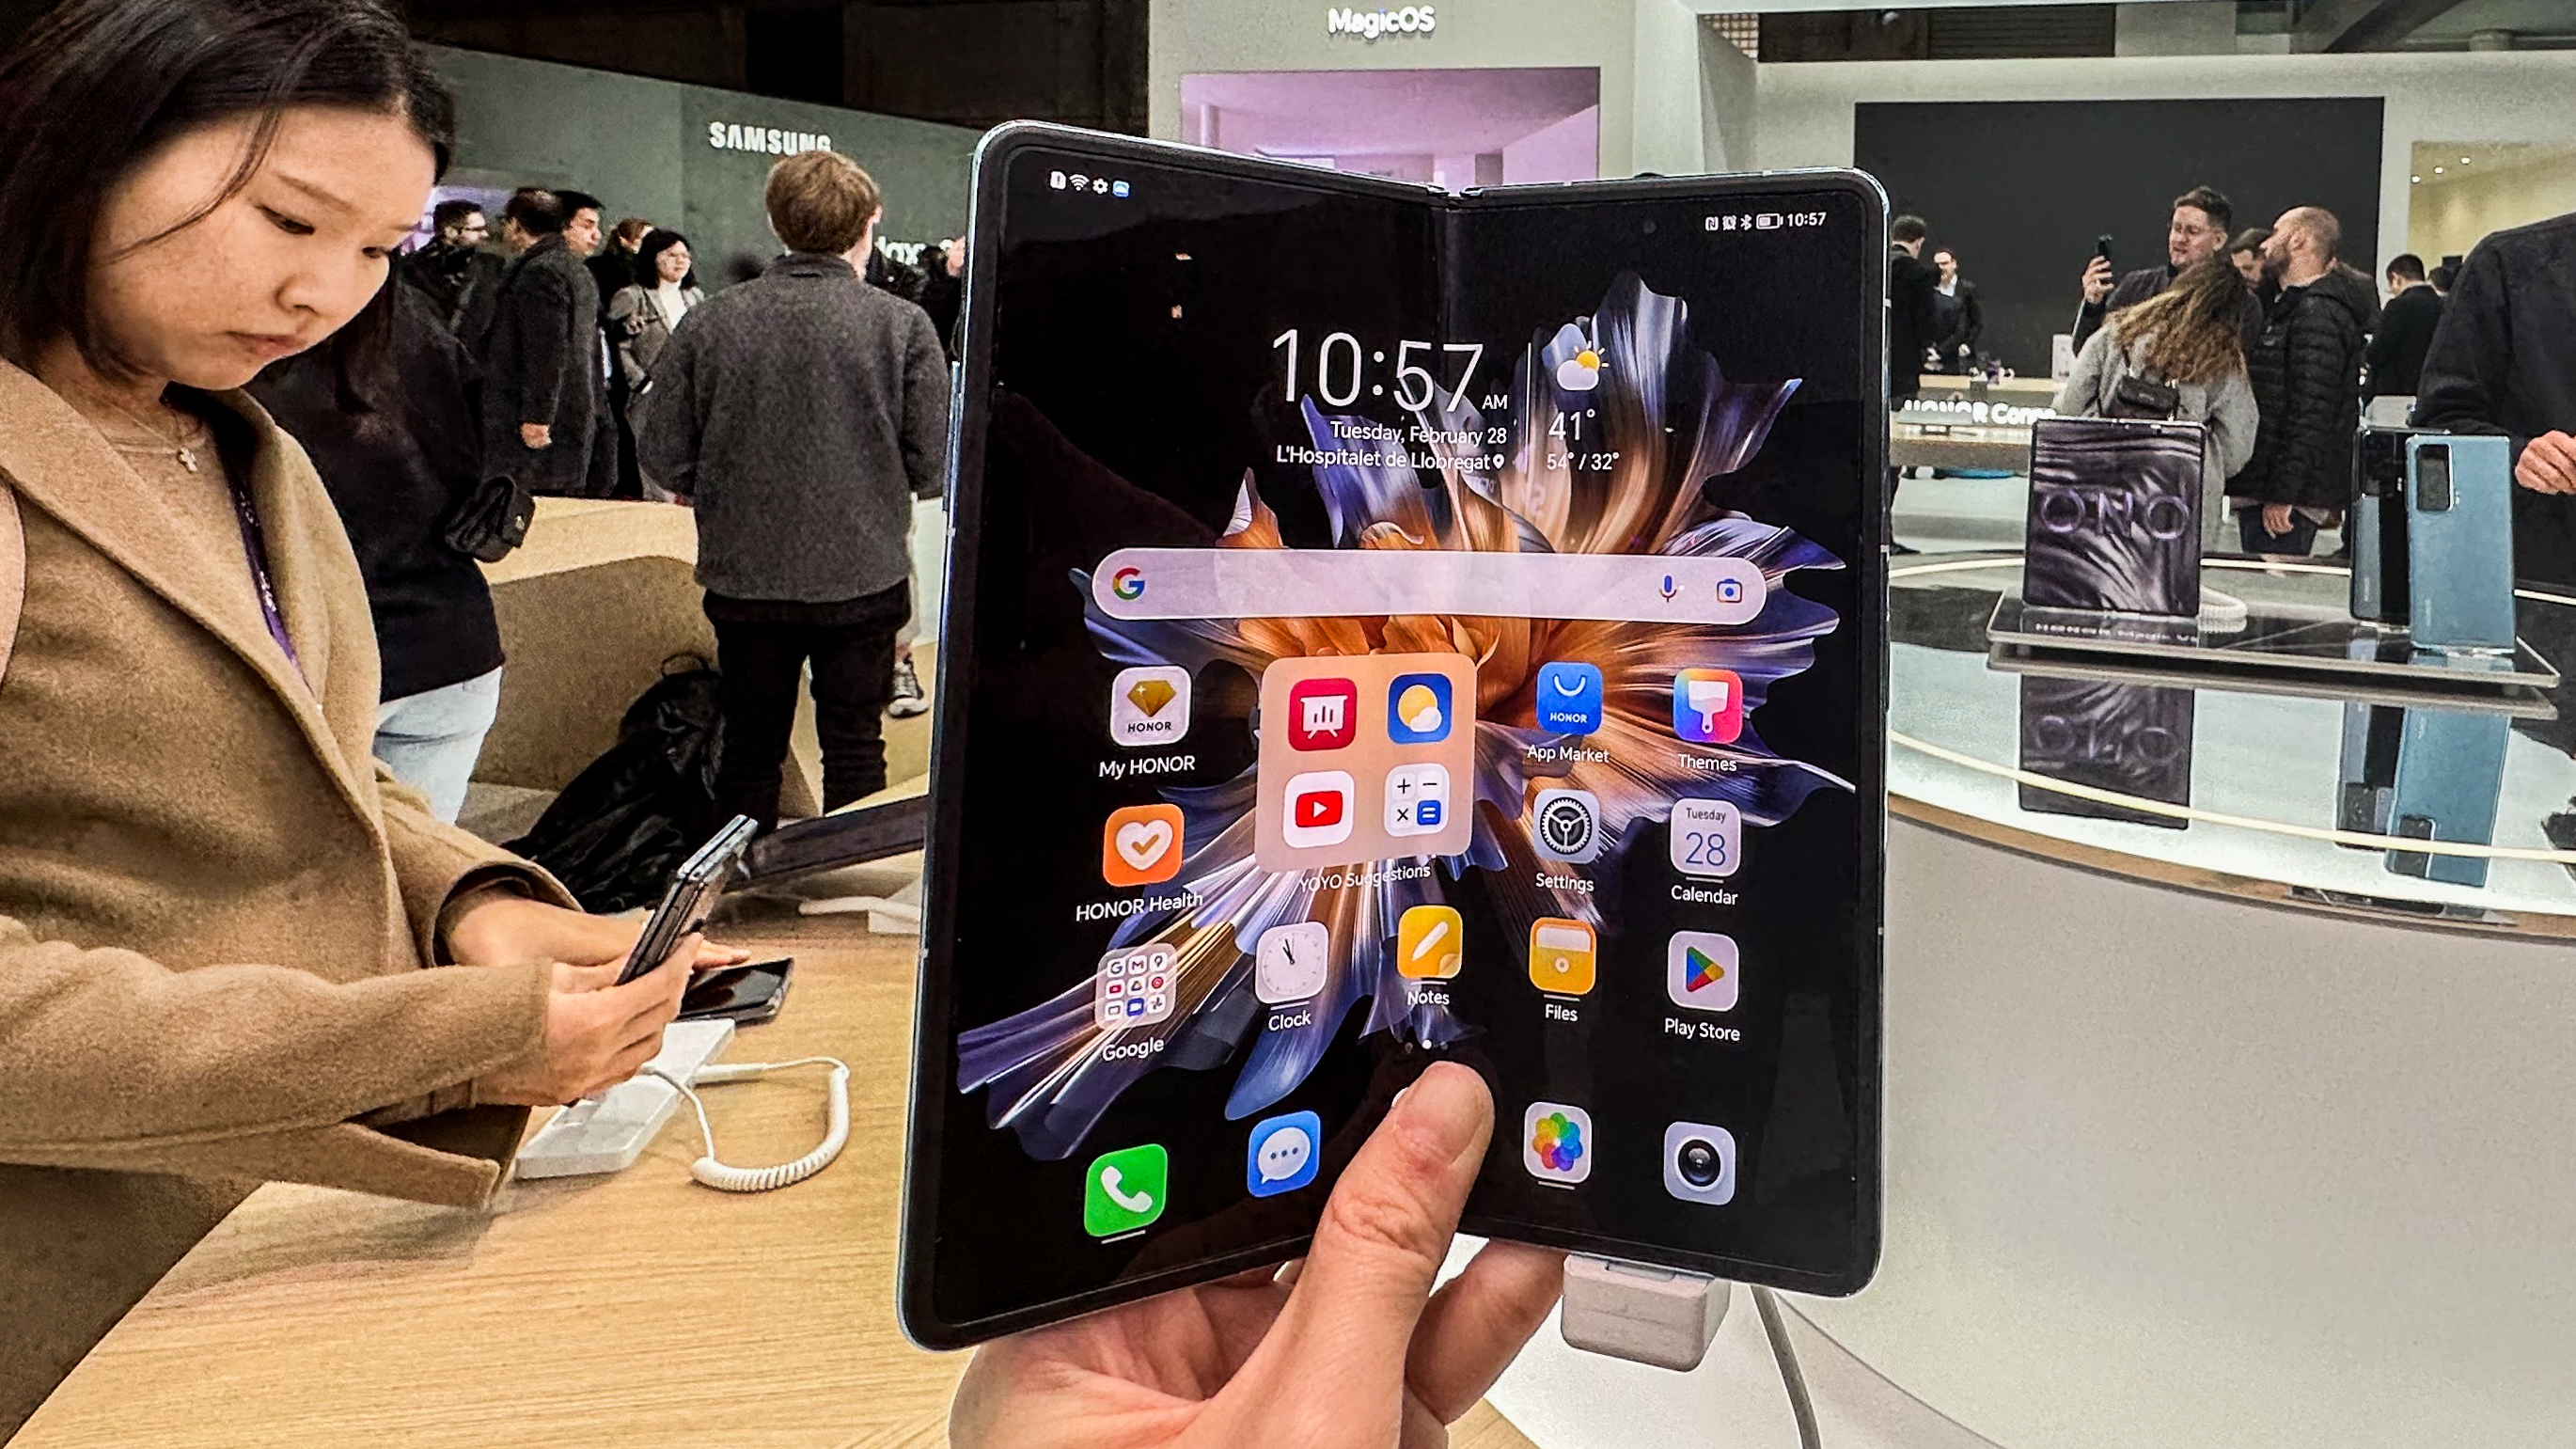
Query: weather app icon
1386 672 1453 745
1246 1110 1321 1197
1548 322 1605 392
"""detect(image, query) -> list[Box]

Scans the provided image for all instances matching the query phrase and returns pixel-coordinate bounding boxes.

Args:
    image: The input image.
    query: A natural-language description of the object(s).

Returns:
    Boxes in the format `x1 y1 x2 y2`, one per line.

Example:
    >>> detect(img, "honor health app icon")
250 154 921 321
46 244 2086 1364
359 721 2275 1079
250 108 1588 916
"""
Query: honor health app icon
1110 666 1191 748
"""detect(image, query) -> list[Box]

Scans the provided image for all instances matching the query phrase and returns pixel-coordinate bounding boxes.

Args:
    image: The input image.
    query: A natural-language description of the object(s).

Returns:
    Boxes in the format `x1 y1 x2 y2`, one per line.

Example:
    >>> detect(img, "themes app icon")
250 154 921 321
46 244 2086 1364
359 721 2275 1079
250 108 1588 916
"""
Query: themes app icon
1110 666 1191 748
1102 803 1186 887
1287 677 1359 751
1246 1110 1322 1197
1386 673 1453 744
1523 1102 1593 1186
1534 661 1605 735
1666 931 1738 1012
1083 1142 1169 1236
1673 669 1745 744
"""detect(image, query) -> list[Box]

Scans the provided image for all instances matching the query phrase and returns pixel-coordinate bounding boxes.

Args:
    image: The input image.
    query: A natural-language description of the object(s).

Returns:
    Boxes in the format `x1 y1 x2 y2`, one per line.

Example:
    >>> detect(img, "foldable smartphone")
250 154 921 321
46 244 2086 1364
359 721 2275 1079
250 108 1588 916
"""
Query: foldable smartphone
901 125 1888 1345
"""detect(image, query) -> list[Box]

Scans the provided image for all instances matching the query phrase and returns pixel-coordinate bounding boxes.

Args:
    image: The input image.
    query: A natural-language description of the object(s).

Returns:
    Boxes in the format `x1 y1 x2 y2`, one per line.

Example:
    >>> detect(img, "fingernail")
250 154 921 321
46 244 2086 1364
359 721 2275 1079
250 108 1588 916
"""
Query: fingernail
1395 1062 1488 1167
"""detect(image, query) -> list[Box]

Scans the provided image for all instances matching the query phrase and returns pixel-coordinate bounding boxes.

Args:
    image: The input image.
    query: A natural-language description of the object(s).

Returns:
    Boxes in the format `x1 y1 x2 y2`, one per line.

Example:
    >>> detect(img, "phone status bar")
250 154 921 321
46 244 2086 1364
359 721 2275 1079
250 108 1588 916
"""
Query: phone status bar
1049 169 1130 199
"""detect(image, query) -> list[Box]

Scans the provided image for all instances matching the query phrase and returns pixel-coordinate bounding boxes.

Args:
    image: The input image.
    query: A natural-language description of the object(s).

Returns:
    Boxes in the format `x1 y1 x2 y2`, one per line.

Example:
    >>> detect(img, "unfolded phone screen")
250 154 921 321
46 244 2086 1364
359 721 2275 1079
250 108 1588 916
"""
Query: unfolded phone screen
906 136 1883 1343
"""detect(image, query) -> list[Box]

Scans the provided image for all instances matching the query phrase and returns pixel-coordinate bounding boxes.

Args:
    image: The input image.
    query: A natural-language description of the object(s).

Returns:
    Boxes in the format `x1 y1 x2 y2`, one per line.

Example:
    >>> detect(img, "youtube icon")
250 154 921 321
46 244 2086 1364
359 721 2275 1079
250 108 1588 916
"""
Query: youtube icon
1280 770 1355 849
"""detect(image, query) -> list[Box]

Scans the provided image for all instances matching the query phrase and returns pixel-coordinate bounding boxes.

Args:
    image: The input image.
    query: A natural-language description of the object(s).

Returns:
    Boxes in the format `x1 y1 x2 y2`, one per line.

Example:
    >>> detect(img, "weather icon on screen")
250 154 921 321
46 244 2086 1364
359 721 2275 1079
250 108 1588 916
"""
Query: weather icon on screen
1547 323 1606 392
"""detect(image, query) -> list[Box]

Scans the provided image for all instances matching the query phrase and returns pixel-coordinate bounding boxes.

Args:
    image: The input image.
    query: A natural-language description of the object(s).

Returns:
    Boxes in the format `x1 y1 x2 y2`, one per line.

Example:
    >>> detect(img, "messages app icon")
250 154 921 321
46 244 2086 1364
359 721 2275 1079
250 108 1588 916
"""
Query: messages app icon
1535 661 1605 735
1246 1110 1322 1197
1082 1143 1169 1236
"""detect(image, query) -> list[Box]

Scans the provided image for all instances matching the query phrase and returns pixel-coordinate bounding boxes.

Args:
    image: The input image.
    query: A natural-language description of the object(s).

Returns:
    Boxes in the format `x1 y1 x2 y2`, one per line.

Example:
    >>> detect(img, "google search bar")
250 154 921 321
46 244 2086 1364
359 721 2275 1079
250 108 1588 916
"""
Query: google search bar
1092 548 1767 625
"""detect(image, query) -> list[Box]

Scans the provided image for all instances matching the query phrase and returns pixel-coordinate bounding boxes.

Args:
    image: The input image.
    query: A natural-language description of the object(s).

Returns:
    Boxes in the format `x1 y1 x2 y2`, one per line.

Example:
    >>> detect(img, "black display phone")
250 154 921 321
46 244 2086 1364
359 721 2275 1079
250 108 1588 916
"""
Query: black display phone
681 957 793 1024
616 814 758 984
903 124 1887 1348
2096 233 2115 264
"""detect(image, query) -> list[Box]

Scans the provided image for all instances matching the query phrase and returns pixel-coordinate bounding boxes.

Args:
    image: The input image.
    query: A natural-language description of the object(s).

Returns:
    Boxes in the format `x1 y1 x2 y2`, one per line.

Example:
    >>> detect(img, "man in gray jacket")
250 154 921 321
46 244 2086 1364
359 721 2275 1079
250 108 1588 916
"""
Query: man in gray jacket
641 150 949 829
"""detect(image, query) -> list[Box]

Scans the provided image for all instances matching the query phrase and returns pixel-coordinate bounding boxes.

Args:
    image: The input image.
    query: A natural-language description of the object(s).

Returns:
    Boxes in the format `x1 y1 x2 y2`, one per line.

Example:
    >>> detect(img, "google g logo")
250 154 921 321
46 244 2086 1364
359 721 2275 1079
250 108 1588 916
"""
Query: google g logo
1110 566 1146 602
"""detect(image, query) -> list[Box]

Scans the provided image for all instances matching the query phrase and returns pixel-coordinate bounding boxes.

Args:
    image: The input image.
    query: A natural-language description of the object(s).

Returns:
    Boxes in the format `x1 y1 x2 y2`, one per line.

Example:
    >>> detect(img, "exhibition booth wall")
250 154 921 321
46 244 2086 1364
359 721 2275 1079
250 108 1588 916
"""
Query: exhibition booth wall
429 45 982 286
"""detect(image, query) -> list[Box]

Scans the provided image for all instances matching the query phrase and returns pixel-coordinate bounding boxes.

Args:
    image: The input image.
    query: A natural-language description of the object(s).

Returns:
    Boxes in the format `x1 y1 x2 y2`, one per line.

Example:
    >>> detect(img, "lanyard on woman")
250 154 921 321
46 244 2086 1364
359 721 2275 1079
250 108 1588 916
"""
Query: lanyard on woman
225 469 303 677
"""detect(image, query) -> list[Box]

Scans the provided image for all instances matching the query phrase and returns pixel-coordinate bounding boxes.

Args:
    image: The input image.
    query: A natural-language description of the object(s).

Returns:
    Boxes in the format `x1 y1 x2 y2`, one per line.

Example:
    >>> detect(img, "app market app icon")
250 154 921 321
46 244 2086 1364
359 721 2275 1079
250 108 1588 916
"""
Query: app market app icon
1522 1102 1593 1186
1254 921 1329 1003
1534 661 1605 735
1666 931 1738 1012
1082 1142 1169 1236
1396 904 1463 979
1109 665 1191 748
1386 672 1453 744
1102 803 1186 887
1245 1110 1322 1197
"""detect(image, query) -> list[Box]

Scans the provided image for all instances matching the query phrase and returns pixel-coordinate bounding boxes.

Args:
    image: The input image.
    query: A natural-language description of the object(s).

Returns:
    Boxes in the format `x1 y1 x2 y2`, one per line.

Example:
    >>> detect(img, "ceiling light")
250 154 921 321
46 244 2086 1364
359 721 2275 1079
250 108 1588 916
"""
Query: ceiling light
2412 175 2422 183
2462 156 2473 164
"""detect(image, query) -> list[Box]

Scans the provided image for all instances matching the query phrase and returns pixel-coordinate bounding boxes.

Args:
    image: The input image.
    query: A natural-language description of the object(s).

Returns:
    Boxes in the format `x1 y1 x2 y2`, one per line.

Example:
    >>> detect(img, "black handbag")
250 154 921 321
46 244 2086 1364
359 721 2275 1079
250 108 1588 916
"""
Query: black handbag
444 474 535 562
2106 370 2182 421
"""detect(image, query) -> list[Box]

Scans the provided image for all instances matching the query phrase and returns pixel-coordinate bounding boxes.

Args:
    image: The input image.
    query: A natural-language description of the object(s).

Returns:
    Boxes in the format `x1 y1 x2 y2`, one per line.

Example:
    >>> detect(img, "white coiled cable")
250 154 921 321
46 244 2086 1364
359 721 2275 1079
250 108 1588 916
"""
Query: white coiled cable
642 1057 851 1192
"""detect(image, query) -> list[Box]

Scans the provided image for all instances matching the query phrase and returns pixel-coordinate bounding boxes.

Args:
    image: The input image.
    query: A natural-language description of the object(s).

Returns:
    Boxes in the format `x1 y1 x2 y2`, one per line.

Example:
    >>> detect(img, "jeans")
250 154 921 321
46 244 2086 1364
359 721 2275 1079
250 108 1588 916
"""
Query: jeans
2237 507 2322 558
375 667 503 824
708 593 904 832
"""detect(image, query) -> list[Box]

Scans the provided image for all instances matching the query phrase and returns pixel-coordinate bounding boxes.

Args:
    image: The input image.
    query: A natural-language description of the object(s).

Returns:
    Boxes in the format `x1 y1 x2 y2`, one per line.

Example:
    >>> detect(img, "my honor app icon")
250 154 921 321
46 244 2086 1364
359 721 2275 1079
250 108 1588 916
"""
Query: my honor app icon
1110 666 1191 748
1102 803 1185 887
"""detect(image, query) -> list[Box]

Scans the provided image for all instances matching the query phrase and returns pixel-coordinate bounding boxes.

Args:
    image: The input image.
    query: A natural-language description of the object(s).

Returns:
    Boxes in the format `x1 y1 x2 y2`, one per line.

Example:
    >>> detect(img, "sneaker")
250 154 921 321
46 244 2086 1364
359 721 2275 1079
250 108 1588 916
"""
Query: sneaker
887 654 930 717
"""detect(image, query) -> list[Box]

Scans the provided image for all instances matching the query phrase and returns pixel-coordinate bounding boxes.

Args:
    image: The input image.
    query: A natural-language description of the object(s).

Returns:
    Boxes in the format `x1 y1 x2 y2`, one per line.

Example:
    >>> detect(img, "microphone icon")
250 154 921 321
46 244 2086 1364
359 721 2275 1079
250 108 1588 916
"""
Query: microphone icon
1659 575 1677 601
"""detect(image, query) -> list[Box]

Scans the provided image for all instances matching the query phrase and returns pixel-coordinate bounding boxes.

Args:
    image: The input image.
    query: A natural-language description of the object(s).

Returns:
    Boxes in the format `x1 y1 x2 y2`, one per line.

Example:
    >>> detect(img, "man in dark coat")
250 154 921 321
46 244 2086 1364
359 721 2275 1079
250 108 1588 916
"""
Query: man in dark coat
2367 253 2444 401
2074 184 2262 353
400 198 505 344
2414 213 2576 585
479 187 604 496
2230 207 2369 557
1887 214 1939 402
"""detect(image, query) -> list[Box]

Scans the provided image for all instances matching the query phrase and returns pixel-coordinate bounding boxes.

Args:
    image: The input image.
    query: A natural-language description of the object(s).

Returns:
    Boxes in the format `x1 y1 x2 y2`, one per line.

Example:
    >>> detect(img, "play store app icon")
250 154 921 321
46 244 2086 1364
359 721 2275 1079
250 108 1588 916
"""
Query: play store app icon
1666 931 1738 1013
1111 665 1191 748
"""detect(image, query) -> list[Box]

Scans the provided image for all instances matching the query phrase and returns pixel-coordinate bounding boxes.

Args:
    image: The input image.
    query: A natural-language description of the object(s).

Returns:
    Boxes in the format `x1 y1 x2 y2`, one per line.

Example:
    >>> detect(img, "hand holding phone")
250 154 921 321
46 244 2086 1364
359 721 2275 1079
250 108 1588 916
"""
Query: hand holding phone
2082 241 2116 304
950 1064 1563 1449
617 815 759 985
477 950 700 1106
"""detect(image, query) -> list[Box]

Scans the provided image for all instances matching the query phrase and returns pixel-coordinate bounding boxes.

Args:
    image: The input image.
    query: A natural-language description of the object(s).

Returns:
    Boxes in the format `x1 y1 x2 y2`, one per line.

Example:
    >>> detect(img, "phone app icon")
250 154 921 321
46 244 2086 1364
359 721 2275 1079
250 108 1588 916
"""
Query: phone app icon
1396 905 1463 979
1523 1102 1593 1186
1528 917 1596 996
1666 931 1738 1012
1673 669 1745 744
1669 797 1742 879
1286 677 1359 751
1534 661 1605 735
1110 666 1192 748
1662 1121 1737 1205
1281 770 1355 849
1096 944 1177 1029
1383 763 1450 836
1102 803 1186 887
1531 787 1603 863
1246 1110 1322 1197
1254 921 1329 1003
1082 1142 1169 1236
1386 672 1453 745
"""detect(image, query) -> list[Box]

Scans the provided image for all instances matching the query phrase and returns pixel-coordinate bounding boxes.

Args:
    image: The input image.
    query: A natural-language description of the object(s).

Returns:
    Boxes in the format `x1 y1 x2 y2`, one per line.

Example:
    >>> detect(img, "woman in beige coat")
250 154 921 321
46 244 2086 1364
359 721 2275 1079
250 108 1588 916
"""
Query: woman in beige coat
0 0 732 1429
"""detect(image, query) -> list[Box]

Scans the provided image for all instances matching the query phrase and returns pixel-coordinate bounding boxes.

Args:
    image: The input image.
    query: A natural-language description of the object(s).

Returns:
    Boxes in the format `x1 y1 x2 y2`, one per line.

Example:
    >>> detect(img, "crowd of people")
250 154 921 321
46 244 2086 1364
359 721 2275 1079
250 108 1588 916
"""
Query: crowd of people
1899 183 2511 562
262 167 967 831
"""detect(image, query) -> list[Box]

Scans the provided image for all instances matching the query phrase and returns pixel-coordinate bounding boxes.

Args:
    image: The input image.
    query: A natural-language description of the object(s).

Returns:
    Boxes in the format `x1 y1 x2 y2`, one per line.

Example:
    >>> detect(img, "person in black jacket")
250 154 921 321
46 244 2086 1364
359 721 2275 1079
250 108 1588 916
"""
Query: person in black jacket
401 198 504 343
250 282 506 823
1928 244 1981 372
2074 185 2261 353
2366 252 2444 401
479 187 605 496
1887 215 1939 401
2231 206 2368 557
2413 213 2576 586
641 150 950 830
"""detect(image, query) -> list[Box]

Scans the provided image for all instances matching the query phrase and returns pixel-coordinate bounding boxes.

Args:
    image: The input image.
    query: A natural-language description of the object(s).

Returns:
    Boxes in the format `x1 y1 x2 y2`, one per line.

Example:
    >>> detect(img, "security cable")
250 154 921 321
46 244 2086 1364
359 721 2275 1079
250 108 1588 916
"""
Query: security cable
1751 1284 1822 1449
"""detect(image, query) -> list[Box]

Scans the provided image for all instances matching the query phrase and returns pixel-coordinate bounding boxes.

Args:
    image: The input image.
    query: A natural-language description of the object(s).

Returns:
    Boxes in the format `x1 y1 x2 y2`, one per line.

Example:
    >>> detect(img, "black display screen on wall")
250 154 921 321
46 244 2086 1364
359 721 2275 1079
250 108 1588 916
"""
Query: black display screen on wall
1856 98 2386 374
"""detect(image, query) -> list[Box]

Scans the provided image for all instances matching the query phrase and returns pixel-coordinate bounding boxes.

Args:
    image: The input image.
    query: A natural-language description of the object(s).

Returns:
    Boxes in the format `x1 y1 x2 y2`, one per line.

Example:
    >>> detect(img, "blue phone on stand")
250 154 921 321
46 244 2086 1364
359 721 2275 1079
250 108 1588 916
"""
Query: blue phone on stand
2406 435 2516 652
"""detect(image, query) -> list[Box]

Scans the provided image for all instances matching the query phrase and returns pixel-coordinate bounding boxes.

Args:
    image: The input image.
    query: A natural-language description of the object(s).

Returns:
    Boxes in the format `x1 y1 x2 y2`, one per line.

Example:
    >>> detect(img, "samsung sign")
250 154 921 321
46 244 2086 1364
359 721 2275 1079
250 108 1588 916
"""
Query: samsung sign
1327 5 1436 38
708 121 833 155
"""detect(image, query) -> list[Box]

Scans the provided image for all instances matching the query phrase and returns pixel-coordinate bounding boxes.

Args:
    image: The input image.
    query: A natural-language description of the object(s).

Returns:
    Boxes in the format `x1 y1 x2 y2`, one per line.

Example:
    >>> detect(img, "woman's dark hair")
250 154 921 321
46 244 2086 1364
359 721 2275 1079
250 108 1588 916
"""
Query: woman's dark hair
2110 254 2253 386
634 228 694 289
0 0 456 404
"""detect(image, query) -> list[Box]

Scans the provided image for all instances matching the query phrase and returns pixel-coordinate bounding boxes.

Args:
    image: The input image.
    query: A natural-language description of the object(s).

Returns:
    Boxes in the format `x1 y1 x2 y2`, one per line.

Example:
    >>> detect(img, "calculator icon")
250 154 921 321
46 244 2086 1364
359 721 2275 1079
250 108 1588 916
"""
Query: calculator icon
1095 944 1177 1029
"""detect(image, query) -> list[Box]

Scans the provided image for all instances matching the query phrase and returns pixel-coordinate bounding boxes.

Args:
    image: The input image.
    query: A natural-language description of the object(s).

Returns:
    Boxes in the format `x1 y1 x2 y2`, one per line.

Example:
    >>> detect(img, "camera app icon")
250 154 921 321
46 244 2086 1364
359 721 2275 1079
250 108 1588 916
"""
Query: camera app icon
1661 1121 1736 1205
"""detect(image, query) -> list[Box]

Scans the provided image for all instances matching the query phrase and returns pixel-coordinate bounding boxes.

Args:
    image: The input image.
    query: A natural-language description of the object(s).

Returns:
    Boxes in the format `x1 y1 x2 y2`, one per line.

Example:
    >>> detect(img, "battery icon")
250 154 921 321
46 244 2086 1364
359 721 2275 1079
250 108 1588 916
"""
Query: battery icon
1754 213 1783 230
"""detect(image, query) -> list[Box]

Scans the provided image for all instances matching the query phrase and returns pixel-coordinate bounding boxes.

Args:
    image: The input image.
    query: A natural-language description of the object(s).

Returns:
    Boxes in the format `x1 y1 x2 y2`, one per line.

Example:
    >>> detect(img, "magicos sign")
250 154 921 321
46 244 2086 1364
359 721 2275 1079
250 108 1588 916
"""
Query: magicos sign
1327 5 1436 39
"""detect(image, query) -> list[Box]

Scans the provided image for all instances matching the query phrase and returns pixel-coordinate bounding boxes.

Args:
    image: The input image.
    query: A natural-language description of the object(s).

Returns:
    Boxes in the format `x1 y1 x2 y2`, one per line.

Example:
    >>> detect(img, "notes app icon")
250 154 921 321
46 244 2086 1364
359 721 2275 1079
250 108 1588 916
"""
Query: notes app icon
1111 666 1191 748
1397 905 1463 979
